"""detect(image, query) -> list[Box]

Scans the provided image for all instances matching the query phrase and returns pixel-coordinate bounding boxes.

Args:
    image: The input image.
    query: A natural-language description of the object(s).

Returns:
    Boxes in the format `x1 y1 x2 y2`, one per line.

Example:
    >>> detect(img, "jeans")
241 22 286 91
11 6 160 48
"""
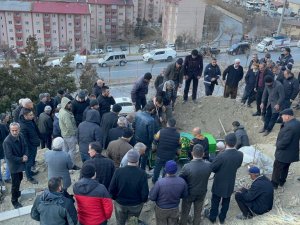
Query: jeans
209 194 231 222
180 195 206 225
152 157 167 183
205 83 216 96
271 159 291 187
11 172 23 204
135 96 147 111
63 136 77 164
263 106 279 132
40 133 52 149
114 201 144 225
155 205 179 225
25 146 37 179
235 192 253 217
0 159 11 181
184 77 199 100
80 151 90 163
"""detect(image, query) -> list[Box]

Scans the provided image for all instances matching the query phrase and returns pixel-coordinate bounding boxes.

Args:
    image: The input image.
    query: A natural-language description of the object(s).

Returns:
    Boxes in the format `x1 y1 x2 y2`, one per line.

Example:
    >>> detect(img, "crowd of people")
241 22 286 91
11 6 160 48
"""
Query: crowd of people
0 47 299 225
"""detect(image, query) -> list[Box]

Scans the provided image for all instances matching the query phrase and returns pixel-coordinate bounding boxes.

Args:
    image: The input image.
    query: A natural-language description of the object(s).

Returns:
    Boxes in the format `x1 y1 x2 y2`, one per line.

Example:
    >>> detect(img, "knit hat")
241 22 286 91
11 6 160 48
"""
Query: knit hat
122 128 133 138
90 99 99 107
225 133 237 147
176 58 183 66
165 160 177 174
78 90 86 99
81 164 96 178
127 149 140 163
280 108 294 116
52 137 64 150
112 104 122 113
57 89 65 95
44 105 52 112
248 166 260 174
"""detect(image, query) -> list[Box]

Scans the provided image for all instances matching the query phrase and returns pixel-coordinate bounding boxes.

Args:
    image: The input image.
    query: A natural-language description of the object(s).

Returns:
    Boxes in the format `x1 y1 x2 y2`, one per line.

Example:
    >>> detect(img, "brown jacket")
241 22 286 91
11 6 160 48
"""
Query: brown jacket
107 138 132 168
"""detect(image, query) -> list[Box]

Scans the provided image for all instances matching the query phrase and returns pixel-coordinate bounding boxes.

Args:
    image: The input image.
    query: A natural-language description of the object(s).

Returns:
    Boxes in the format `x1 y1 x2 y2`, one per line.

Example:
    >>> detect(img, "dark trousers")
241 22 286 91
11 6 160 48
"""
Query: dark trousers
184 77 199 100
256 87 264 114
205 84 216 96
139 146 150 170
80 151 90 163
152 157 167 183
180 195 205 225
155 205 179 225
135 96 147 111
209 194 231 222
114 201 144 225
271 159 291 187
25 146 37 179
235 192 253 217
242 87 255 105
40 133 52 149
11 172 23 204
223 85 238 99
263 106 279 132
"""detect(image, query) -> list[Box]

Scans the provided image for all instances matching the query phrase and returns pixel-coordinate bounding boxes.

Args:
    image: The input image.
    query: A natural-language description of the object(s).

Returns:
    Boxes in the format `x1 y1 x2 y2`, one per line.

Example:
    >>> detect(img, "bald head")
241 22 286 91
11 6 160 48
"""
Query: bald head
192 127 201 136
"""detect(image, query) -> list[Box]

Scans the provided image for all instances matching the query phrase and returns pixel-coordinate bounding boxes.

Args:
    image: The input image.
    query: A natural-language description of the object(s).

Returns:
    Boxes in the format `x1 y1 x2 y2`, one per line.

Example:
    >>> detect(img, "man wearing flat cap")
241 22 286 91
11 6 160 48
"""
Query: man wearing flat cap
235 166 273 220
271 108 300 189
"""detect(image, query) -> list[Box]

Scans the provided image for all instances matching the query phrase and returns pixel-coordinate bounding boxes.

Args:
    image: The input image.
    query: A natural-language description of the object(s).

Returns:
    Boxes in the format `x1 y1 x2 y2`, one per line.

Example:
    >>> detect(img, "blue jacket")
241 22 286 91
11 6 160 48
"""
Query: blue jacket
131 76 149 103
277 53 294 71
149 176 188 209
245 69 258 90
134 111 155 146
204 63 221 84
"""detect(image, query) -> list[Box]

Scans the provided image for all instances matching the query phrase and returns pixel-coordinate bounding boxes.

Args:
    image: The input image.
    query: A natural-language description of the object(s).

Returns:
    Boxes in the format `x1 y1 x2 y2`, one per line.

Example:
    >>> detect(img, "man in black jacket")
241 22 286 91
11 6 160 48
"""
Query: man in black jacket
271 108 300 189
232 121 250 149
183 49 203 103
19 108 40 184
222 59 243 99
282 70 299 110
92 78 105 98
31 177 78 225
37 105 53 149
97 86 116 118
131 72 152 111
3 122 28 208
204 58 221 96
205 133 243 224
235 166 273 220
109 150 149 225
72 90 90 126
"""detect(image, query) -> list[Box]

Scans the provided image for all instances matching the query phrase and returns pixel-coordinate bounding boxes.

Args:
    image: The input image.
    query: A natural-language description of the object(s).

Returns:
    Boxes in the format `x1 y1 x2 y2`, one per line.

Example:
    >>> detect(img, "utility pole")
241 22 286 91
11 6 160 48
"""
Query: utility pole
277 0 288 36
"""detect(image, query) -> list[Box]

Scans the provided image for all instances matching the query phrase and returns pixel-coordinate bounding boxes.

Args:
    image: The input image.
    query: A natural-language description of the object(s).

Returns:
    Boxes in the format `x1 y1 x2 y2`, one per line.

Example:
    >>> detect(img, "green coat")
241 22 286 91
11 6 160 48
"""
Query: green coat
59 97 77 137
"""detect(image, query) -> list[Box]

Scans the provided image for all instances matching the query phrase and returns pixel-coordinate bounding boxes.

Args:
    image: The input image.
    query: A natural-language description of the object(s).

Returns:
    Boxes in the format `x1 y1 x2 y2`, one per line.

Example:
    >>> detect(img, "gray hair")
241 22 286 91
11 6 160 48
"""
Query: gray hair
39 93 46 100
9 122 20 129
165 80 175 89
117 116 128 127
18 98 24 105
126 113 135 123
133 142 146 152
22 98 32 107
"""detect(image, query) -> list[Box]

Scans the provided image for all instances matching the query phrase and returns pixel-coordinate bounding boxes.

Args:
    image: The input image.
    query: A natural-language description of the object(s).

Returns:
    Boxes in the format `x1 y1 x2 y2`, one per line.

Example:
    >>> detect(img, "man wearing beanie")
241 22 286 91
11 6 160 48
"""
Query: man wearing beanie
74 164 113 225
235 166 273 220
82 99 99 122
259 75 284 136
131 72 152 111
271 108 300 189
204 58 221 96
101 103 122 149
107 128 133 168
71 90 90 126
109 149 149 225
276 47 294 71
150 160 188 225
205 133 243 224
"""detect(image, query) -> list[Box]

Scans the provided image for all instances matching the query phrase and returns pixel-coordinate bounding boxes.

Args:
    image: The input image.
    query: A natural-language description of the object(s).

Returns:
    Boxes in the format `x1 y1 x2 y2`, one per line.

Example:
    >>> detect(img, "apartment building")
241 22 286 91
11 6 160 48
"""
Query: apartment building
0 1 90 52
162 0 206 44
132 0 164 23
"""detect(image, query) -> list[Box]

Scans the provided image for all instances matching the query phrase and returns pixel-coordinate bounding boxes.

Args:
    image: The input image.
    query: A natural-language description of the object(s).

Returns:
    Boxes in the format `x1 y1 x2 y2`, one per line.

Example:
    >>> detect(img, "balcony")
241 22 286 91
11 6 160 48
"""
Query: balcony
44 40 51 45
14 24 22 30
16 40 23 46
14 14 21 20
75 32 81 37
44 33 51 39
44 23 50 29
15 33 23 38
43 17 50 23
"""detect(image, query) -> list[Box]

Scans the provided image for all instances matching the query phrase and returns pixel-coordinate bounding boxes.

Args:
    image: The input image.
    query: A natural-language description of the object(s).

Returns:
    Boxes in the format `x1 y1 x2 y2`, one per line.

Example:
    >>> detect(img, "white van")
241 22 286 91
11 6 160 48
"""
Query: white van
98 52 127 67
143 48 176 62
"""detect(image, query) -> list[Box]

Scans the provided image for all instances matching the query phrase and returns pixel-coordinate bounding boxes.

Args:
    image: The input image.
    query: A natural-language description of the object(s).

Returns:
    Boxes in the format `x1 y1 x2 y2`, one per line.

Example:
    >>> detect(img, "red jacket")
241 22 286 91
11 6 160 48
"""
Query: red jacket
73 178 113 225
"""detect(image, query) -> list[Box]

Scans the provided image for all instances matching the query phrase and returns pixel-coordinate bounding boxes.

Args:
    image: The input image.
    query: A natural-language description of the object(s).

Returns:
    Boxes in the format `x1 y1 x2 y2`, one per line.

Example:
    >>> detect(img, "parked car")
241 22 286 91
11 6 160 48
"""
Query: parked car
199 47 221 56
112 97 134 116
98 52 127 67
227 42 250 55
91 49 104 55
120 45 127 51
165 43 176 50
106 45 113 52
143 48 177 62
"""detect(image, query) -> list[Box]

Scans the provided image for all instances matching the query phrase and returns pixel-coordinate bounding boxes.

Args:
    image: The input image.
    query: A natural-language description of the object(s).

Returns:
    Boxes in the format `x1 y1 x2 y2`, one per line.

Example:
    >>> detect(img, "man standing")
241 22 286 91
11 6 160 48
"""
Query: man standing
3 123 28 208
31 177 78 225
72 90 90 126
109 150 149 225
242 63 259 107
38 105 53 149
179 144 212 225
59 97 77 164
183 49 203 103
36 93 47 118
222 59 244 99
82 99 99 122
19 108 40 184
93 78 105 98
205 133 243 224
97 86 116 118
271 108 300 189
276 47 294 71
131 72 152 111
149 160 188 225
152 118 181 183
253 62 273 116
53 89 65 109
235 166 273 220
282 70 299 110
248 53 259 70
260 76 285 136
232 121 250 149
204 58 221 96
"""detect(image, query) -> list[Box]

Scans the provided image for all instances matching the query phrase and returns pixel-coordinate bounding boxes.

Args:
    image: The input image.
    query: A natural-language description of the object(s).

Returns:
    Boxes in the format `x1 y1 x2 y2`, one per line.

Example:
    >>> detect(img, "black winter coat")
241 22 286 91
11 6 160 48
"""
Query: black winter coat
245 69 258 91
0 124 9 159
222 64 243 88
92 82 104 98
255 69 273 89
37 112 53 135
156 127 180 160
71 97 90 126
36 101 47 118
283 76 299 101
183 55 203 78
240 175 274 215
97 95 116 117
234 125 250 149
211 148 243 198
108 126 136 146
3 134 28 173
131 76 150 103
204 63 221 84
100 112 118 149
19 116 41 147
275 118 300 163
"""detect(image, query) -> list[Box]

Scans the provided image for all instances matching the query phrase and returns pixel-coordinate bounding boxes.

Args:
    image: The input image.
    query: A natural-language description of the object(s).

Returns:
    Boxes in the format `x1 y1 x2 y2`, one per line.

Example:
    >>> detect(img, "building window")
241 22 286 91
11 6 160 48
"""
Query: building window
36 22 40 25
53 30 56 33
10 37 14 40
8 13 11 16
8 21 12 24
9 29 13 32
106 18 110 23
61 19 64 22
119 13 124 16
62 26 64 30
38 38 41 41
68 23 72 26
69 31 72 34
45 14 49 17
36 13 39 17
25 13 28 17
69 38 73 41
52 14 56 18
99 18 102 21
45 29 50 33
53 22 56 25
112 5 117 9
37 30 41 33
62 35 64 38
68 15 72 18
17 37 22 40
26 29 29 33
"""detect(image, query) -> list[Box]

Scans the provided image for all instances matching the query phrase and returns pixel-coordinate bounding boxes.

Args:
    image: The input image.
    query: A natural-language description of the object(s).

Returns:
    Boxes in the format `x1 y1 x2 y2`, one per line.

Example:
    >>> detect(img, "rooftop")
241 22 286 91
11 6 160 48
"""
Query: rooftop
87 0 134 6
32 2 90 15
0 1 32 12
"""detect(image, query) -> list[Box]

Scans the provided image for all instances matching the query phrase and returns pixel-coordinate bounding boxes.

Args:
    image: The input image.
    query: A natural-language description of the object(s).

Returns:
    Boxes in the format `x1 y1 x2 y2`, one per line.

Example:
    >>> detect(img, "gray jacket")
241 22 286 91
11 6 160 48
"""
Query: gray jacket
179 159 211 197
211 148 243 198
38 112 53 135
164 62 184 84
234 125 250 149
262 80 285 113
45 149 73 189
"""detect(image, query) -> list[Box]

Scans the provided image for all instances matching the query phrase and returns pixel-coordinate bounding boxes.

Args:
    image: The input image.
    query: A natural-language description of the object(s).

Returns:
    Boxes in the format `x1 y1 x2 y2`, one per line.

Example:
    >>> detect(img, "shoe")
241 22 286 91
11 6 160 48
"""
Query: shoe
252 112 261 116
204 208 216 223
247 104 252 108
263 131 270 136
4 179 12 184
219 219 225 224
192 99 197 103
13 202 23 209
31 171 39 176
72 165 81 170
258 128 265 133
182 100 187 104
236 213 247 220
27 178 38 184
